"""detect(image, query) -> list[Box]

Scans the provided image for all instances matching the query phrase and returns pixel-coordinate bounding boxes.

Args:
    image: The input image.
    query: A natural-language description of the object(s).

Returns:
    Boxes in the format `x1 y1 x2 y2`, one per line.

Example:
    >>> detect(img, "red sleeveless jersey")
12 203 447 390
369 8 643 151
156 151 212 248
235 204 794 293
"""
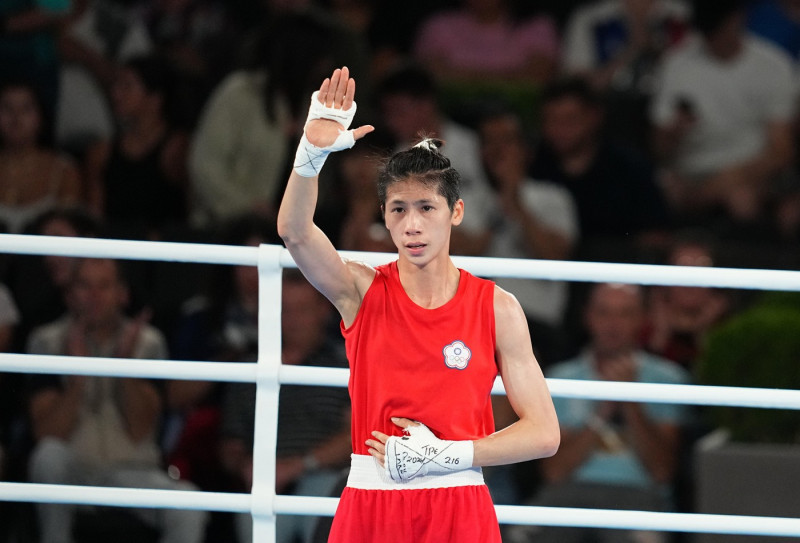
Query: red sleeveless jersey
341 261 498 455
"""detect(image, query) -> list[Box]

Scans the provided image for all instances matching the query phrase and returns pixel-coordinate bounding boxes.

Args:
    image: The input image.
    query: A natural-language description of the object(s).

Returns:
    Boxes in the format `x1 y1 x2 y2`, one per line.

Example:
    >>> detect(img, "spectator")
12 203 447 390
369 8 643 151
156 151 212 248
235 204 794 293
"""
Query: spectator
412 0 559 87
5 207 99 351
508 283 691 543
478 106 578 365
56 0 154 153
374 63 496 256
164 215 278 540
530 77 670 251
560 0 691 151
26 257 207 543
170 214 275 364
562 0 690 92
166 214 277 474
84 54 189 238
650 0 797 229
643 231 730 371
0 0 73 123
219 270 351 543
188 12 343 228
0 81 83 234
143 0 243 94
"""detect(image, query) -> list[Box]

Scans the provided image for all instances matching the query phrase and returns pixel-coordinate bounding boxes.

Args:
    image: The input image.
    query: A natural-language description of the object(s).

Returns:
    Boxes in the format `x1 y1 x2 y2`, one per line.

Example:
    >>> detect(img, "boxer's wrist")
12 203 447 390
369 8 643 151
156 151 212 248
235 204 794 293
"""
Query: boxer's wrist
292 90 358 177
384 423 474 483
293 134 330 178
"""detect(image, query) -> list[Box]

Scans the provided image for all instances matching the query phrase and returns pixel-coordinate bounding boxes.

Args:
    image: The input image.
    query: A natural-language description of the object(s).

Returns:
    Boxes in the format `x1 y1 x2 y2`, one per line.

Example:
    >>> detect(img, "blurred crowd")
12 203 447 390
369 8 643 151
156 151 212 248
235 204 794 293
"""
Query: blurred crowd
0 0 799 542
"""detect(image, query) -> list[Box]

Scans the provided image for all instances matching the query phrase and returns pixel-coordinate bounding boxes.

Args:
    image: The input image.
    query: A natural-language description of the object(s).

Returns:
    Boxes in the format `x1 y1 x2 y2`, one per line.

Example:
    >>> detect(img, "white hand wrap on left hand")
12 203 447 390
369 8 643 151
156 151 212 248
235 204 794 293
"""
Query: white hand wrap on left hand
384 423 474 483
293 91 358 177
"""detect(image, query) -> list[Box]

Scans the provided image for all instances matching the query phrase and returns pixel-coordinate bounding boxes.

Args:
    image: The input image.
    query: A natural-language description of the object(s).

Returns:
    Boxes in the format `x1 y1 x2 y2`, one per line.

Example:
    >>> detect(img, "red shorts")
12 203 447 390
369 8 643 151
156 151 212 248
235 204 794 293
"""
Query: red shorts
328 456 501 543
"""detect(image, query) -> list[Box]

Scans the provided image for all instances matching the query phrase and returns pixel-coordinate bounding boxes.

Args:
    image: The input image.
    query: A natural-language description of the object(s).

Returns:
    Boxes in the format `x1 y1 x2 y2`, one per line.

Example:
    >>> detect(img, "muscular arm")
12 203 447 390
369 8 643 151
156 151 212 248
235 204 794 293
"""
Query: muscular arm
277 67 374 326
369 287 560 471
472 287 560 466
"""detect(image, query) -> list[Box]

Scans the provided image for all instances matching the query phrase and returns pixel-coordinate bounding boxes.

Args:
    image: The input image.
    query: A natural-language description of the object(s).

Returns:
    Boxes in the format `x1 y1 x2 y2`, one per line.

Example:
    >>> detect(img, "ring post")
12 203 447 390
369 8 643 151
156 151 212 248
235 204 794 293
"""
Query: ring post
252 244 284 542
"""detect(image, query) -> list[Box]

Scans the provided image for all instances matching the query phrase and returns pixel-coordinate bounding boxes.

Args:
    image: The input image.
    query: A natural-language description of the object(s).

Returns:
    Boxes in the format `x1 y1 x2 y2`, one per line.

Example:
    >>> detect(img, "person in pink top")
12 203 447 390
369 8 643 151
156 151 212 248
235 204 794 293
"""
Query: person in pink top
412 0 559 85
277 66 559 542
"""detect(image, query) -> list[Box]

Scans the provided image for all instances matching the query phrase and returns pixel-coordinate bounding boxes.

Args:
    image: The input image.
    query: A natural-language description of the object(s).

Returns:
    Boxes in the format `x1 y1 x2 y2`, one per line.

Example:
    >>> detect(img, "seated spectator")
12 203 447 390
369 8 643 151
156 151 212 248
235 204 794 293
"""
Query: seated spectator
530 77 670 251
165 215 278 482
143 0 244 100
56 0 154 153
560 0 691 151
562 0 690 92
650 0 796 230
188 12 343 228
219 270 351 543
507 283 691 543
747 0 800 61
0 81 83 234
413 0 559 86
478 106 578 365
5 207 99 351
0 0 71 124
26 257 207 543
643 231 730 371
374 63 496 256
84 54 189 238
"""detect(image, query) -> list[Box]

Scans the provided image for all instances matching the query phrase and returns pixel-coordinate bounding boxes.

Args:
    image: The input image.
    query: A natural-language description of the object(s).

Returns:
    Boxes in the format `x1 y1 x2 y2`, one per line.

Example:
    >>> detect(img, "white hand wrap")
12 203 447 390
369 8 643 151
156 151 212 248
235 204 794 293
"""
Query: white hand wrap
293 90 358 177
384 423 474 483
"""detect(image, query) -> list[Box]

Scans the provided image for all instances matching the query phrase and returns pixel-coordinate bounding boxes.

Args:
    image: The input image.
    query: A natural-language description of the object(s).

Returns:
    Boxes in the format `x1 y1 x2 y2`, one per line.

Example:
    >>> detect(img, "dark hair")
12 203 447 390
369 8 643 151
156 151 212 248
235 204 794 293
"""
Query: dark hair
0 79 52 147
374 63 438 104
540 77 603 109
123 54 172 97
692 0 745 36
665 228 719 266
377 138 461 211
27 206 102 238
121 54 179 123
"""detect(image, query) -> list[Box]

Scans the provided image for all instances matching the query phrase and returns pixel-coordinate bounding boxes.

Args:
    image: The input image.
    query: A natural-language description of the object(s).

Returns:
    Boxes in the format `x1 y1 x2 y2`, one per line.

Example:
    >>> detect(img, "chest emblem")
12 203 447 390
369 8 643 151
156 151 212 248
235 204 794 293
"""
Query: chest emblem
443 340 471 370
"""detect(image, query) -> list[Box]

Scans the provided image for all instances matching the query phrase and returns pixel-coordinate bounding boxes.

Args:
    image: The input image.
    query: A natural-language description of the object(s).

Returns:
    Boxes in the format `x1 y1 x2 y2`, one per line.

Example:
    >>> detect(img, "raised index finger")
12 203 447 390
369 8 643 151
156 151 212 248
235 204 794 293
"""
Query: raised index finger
317 77 331 104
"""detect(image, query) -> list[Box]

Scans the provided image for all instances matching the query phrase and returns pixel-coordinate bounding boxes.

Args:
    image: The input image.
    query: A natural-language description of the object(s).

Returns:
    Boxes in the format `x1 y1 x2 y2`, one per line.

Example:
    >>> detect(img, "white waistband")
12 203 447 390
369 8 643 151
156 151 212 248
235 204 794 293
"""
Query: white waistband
346 454 485 490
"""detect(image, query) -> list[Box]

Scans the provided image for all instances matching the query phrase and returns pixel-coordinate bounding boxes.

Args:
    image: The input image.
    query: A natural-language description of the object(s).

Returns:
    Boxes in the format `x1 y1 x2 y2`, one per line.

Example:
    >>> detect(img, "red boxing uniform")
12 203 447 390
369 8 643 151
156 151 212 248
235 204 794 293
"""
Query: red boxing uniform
329 261 502 543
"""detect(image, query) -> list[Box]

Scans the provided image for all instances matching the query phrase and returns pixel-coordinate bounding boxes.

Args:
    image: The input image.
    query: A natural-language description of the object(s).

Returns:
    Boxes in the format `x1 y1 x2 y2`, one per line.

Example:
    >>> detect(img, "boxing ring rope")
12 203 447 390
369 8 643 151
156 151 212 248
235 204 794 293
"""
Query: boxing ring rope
2 233 800 540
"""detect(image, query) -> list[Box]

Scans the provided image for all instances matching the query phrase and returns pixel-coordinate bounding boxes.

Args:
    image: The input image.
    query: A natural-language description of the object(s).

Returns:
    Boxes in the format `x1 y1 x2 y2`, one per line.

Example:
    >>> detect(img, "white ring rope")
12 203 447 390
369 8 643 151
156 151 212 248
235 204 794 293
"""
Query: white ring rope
3 233 800 290
1 355 800 410
2 233 800 539
3 484 800 538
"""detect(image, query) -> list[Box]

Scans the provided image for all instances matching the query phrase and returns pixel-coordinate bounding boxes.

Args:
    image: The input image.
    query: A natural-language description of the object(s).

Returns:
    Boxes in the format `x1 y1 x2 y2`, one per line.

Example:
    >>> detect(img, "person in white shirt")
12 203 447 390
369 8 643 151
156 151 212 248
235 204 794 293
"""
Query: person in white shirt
477 107 578 364
650 0 797 224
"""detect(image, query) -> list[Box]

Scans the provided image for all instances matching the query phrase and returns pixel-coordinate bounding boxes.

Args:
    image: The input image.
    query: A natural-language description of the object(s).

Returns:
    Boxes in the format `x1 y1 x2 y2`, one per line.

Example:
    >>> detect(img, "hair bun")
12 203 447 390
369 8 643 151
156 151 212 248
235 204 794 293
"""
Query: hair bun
412 137 443 152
